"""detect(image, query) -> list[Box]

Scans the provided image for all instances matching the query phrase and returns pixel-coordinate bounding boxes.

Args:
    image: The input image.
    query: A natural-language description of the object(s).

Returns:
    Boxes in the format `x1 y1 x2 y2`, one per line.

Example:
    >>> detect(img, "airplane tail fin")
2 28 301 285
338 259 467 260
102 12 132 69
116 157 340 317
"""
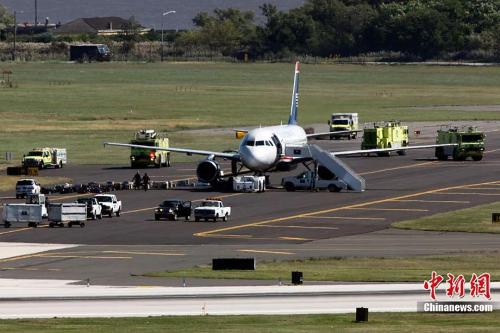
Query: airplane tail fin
287 61 300 125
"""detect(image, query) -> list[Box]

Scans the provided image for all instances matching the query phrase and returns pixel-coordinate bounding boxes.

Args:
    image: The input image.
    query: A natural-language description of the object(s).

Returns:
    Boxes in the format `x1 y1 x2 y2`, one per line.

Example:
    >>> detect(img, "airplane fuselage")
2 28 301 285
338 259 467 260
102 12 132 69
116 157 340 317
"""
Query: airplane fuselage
239 124 307 172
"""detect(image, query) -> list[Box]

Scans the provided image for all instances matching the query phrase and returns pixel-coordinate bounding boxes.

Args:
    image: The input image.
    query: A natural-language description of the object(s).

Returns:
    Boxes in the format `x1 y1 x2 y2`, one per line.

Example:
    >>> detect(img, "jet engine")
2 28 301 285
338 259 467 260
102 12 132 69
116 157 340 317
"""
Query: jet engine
196 160 221 183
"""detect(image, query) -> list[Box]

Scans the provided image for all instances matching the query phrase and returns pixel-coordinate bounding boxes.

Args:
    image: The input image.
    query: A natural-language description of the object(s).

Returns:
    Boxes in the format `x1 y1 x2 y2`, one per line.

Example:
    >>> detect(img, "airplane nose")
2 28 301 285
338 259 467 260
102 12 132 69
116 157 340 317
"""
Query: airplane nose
240 146 261 170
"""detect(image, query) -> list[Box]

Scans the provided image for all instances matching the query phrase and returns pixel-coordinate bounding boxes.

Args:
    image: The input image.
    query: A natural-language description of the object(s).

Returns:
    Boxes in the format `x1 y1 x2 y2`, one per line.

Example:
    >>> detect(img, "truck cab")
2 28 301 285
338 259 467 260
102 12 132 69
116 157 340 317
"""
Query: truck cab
329 113 358 140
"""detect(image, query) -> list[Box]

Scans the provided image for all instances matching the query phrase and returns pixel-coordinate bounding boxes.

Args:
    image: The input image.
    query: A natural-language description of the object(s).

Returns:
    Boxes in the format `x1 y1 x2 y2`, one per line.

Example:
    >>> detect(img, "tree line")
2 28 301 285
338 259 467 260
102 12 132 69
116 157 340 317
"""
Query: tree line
180 0 500 61
1 0 499 61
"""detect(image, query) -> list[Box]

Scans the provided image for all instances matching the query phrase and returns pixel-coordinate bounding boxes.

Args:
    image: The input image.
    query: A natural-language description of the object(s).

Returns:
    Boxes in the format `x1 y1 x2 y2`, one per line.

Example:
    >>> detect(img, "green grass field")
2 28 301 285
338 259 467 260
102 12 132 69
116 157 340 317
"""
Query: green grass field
144 253 499 282
393 201 500 233
1 62 499 165
0 312 499 333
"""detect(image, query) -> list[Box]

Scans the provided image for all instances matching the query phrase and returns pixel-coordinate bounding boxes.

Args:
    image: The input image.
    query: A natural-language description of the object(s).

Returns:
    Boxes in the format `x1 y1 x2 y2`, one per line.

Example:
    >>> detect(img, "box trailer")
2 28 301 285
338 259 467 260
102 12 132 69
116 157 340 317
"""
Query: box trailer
3 204 44 228
48 203 87 228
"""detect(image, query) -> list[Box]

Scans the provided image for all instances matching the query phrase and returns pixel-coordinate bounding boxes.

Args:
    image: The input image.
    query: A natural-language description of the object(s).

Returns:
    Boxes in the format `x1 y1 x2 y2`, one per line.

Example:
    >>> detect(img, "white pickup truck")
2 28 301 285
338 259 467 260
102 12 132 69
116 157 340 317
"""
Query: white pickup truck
194 198 231 222
77 197 103 220
94 194 122 217
282 171 347 192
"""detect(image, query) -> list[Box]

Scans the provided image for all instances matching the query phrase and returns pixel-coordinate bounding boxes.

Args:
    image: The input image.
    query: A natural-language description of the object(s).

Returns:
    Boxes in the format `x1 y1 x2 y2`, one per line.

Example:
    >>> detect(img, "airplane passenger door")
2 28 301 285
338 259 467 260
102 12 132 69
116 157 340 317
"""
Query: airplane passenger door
271 134 282 157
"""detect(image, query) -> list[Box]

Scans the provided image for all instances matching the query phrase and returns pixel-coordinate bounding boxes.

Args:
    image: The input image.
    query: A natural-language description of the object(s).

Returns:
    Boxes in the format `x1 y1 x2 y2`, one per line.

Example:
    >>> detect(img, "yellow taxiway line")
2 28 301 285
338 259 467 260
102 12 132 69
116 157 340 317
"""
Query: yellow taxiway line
435 192 500 196
255 224 339 230
279 236 312 241
238 249 295 255
194 179 500 238
305 216 386 221
0 267 61 272
121 193 244 215
359 161 437 176
345 207 429 212
392 199 470 204
102 250 185 256
461 187 500 190
0 228 33 236
0 224 48 236
35 254 132 260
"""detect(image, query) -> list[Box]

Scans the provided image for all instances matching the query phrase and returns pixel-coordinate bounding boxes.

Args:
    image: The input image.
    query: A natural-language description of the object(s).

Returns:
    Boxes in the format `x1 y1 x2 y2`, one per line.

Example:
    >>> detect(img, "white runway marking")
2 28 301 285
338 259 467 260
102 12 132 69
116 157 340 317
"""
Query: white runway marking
0 242 79 261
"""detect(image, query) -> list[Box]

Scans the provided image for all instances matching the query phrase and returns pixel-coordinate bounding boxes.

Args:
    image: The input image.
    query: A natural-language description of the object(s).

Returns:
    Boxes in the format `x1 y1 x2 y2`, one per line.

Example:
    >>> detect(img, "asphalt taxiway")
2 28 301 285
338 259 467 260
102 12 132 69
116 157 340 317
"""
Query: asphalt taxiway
1 126 500 285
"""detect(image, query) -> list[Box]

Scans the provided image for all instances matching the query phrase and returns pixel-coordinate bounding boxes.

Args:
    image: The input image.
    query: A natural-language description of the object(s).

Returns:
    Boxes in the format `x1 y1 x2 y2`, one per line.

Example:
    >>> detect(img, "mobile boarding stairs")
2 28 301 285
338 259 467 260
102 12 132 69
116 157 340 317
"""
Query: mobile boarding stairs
284 144 366 192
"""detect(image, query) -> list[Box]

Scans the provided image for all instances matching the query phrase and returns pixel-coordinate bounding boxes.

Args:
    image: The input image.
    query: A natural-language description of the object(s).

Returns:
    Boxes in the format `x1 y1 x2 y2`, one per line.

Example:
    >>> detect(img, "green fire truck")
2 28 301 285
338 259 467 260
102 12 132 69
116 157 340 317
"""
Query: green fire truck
130 129 171 168
361 121 409 156
435 126 485 161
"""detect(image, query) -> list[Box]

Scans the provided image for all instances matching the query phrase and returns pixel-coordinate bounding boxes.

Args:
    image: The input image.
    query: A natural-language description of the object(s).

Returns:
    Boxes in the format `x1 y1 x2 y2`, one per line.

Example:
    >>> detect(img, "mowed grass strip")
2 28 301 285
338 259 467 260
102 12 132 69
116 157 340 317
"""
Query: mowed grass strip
1 62 500 165
0 312 499 333
393 201 500 234
0 129 239 166
144 253 500 282
0 176 71 193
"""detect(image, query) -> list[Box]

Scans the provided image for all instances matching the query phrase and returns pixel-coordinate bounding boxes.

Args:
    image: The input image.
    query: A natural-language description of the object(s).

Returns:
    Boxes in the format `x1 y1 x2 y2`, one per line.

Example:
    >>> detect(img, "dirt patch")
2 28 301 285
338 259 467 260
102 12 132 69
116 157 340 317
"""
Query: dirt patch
404 105 500 112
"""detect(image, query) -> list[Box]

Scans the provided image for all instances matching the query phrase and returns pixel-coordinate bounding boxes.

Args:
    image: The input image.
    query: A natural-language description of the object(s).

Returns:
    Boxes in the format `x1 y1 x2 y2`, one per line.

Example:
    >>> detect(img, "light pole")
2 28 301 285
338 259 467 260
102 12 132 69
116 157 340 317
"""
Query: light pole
13 10 23 61
161 10 176 62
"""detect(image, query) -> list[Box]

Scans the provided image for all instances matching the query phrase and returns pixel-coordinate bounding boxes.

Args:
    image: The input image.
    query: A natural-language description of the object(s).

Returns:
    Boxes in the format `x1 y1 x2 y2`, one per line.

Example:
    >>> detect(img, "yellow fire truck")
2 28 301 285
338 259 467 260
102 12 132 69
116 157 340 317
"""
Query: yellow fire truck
361 121 409 156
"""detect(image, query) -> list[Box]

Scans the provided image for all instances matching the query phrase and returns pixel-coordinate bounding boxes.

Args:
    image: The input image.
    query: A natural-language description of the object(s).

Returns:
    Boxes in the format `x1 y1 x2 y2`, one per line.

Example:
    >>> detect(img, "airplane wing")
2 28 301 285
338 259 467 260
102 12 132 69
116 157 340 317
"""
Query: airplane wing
332 143 457 156
306 130 363 139
104 142 240 161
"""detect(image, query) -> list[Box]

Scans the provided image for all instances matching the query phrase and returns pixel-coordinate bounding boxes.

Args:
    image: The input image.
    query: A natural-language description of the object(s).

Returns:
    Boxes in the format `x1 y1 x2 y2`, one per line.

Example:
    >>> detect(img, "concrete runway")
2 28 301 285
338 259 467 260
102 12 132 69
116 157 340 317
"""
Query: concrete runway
1 128 500 285
0 279 497 318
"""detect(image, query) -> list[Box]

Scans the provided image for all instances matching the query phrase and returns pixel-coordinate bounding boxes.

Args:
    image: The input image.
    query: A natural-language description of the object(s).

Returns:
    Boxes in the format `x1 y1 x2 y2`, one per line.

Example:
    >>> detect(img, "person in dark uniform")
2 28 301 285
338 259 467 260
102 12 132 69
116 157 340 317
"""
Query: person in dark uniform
142 173 150 191
133 171 141 190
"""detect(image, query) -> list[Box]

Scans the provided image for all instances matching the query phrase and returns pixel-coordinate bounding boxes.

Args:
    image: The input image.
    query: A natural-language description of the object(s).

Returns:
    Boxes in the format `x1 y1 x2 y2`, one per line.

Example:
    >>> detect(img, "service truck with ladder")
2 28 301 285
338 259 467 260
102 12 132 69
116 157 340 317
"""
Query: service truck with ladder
361 121 409 156
130 129 171 168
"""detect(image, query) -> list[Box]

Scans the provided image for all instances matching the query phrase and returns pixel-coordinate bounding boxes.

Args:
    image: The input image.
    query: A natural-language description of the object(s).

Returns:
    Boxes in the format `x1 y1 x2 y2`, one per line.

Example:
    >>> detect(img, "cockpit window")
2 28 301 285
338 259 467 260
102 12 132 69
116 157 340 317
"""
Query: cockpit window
256 141 265 146
246 140 255 146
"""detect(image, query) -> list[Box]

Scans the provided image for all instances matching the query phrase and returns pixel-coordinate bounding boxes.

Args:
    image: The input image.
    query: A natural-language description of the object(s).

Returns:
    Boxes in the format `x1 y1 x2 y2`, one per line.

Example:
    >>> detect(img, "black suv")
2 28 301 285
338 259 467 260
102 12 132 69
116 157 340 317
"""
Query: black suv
154 200 192 221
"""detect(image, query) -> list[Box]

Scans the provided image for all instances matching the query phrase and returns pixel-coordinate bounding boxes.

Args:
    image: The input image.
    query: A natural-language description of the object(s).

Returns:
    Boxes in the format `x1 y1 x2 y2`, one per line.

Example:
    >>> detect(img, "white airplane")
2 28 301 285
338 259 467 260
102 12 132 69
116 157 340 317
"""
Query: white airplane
105 62 454 184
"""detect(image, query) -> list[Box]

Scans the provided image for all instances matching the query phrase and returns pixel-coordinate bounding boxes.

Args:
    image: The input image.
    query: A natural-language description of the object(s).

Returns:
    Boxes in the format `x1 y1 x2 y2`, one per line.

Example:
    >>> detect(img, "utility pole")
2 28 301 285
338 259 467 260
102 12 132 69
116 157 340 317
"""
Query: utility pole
12 10 24 61
35 0 38 26
161 10 176 62
13 11 17 61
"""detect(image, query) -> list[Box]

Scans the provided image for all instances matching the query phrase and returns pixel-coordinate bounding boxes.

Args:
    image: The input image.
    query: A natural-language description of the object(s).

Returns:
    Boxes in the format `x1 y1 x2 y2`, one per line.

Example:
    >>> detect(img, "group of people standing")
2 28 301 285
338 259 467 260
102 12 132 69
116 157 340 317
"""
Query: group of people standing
132 172 150 191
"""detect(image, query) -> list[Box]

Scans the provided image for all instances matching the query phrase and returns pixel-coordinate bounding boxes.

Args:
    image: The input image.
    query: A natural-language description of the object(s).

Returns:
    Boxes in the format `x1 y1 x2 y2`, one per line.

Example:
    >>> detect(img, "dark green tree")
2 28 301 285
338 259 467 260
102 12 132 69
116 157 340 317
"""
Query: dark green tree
0 4 14 40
